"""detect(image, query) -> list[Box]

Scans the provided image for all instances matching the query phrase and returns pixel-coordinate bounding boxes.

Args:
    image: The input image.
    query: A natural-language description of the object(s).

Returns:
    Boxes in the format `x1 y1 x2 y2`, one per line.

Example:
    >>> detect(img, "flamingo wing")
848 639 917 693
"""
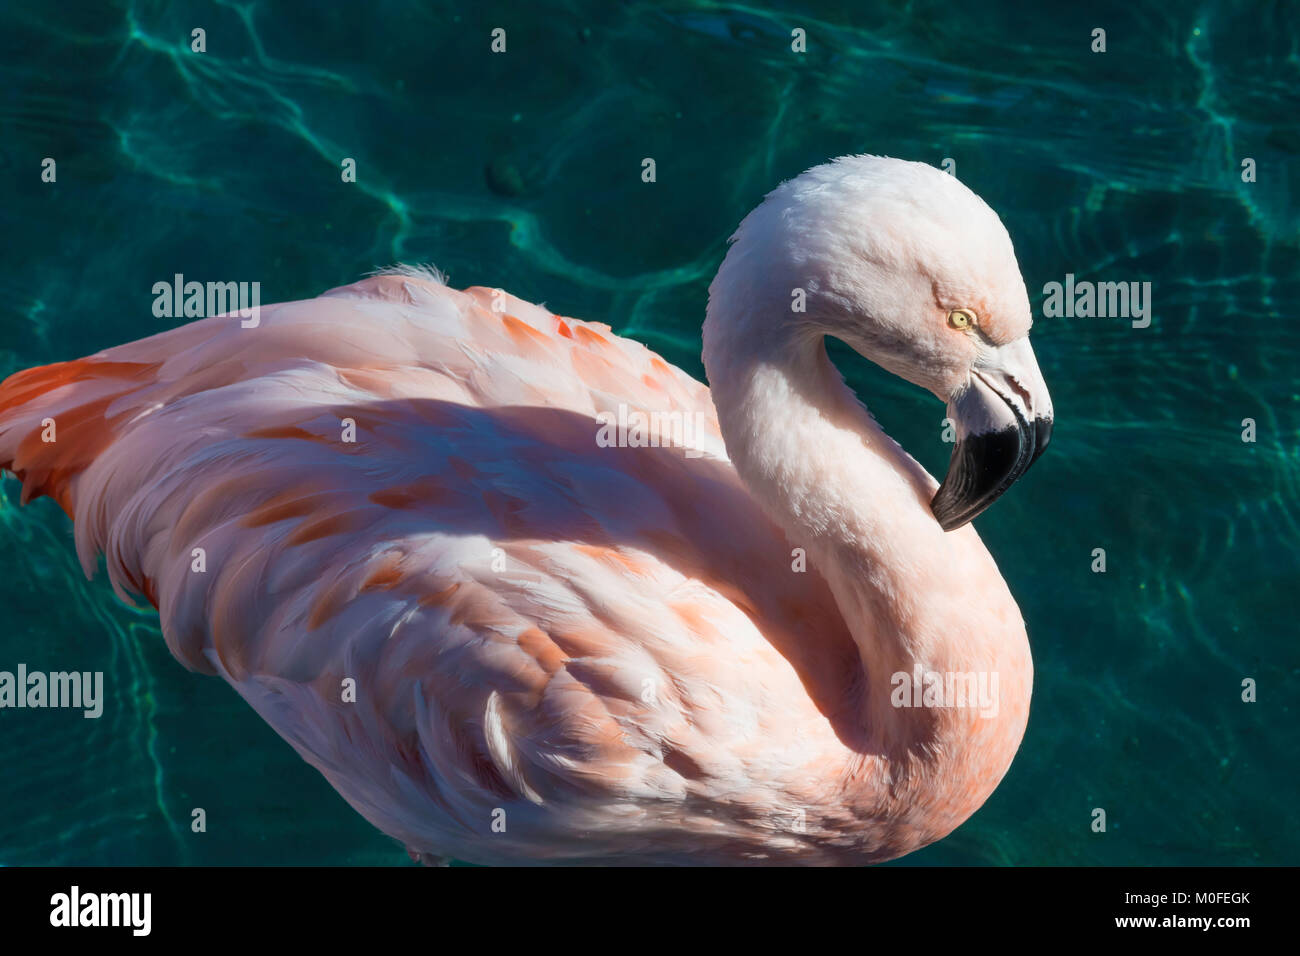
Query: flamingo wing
0 272 861 863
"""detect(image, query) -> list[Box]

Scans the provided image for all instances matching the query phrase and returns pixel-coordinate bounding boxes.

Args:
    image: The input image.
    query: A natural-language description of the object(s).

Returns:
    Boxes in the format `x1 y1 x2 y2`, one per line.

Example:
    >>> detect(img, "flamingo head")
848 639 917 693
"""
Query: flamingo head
720 154 1055 531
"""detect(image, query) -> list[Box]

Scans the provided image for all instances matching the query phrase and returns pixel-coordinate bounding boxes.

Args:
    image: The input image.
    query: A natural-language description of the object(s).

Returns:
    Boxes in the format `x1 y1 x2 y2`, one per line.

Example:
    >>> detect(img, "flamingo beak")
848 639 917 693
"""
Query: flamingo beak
931 337 1054 531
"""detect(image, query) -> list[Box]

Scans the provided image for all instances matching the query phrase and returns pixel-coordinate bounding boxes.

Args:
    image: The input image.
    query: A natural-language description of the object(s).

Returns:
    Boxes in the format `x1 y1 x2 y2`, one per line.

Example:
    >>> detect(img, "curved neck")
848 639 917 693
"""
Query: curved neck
702 302 1023 740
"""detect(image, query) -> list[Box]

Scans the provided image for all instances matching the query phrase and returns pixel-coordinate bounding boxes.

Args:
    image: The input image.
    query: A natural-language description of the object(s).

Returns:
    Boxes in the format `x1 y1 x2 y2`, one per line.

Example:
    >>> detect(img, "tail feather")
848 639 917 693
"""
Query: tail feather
0 357 160 514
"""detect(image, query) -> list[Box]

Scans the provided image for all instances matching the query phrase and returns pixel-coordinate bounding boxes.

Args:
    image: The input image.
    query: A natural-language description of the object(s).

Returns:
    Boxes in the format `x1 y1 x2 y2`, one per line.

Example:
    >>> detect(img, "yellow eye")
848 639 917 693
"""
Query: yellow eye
947 308 977 330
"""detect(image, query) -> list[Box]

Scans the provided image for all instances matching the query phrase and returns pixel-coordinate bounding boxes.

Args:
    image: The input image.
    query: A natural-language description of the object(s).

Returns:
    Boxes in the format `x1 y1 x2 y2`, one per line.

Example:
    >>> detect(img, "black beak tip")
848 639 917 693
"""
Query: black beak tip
933 504 970 533
931 416 1051 532
940 508 972 532
1030 415 1053 466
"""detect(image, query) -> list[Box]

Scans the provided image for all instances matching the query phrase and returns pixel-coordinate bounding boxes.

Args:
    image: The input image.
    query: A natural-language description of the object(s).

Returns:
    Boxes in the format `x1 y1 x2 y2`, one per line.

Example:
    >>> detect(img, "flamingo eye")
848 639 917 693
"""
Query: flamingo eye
947 308 977 330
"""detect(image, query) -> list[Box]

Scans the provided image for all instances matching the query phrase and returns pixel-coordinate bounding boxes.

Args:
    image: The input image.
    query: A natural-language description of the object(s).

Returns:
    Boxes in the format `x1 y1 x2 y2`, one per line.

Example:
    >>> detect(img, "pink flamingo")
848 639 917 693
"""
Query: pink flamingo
0 156 1051 864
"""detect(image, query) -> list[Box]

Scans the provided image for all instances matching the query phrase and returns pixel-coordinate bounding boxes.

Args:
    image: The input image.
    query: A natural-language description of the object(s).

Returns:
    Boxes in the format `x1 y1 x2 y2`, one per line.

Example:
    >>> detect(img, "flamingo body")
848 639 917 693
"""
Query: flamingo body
0 157 1049 864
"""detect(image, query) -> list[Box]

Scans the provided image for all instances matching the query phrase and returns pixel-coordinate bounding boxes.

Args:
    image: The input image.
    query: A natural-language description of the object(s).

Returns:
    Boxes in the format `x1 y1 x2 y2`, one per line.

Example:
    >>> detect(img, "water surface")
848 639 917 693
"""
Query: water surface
0 0 1296 864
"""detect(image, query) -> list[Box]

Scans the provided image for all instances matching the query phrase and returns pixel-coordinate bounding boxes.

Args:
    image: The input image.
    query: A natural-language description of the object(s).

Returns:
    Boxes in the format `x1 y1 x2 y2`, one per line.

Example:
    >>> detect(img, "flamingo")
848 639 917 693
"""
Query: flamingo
0 155 1052 865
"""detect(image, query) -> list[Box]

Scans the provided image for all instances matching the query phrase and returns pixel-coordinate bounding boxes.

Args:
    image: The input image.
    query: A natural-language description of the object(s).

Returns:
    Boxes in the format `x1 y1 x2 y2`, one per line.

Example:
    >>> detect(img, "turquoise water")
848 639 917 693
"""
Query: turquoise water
0 0 1296 865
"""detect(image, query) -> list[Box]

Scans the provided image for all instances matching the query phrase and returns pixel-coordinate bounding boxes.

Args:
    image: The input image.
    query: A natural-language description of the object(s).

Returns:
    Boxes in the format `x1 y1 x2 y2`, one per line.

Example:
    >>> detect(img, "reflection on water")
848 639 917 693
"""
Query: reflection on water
0 0 1296 864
